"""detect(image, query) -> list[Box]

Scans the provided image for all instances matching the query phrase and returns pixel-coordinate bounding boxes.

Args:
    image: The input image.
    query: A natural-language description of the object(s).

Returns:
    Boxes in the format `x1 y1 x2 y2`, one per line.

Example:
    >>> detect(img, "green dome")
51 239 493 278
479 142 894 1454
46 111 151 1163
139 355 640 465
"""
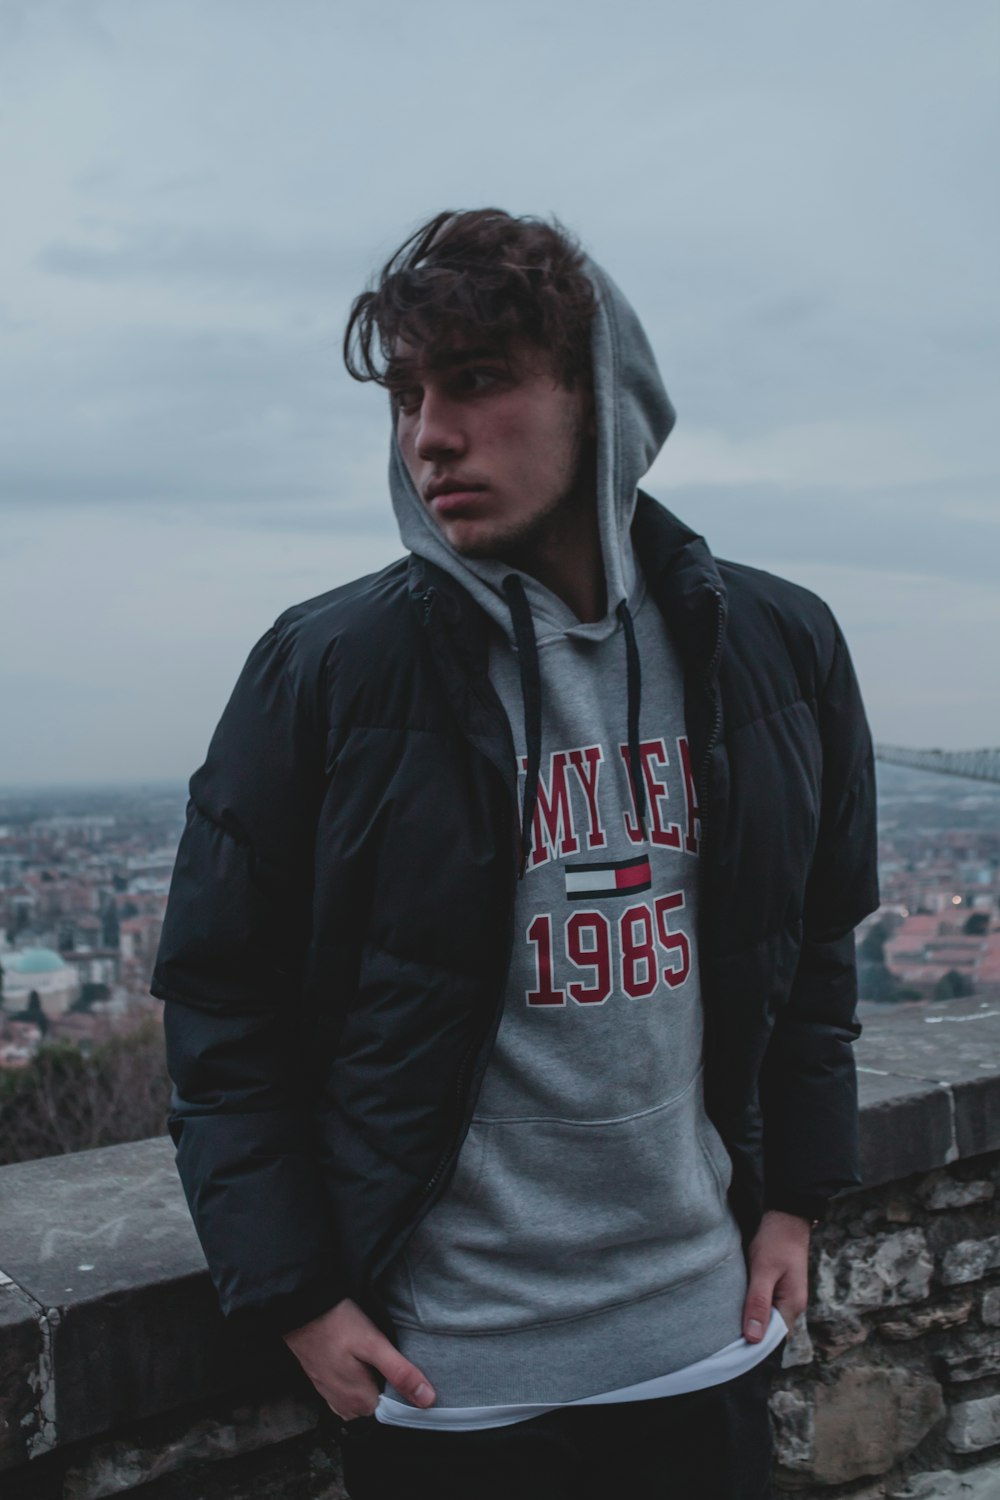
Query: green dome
4 948 69 974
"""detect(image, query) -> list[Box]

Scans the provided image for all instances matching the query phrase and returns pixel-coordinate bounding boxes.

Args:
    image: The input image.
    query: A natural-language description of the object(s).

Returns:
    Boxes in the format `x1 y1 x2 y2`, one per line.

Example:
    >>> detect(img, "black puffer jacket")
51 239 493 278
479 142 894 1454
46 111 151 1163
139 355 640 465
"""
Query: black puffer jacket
151 494 879 1337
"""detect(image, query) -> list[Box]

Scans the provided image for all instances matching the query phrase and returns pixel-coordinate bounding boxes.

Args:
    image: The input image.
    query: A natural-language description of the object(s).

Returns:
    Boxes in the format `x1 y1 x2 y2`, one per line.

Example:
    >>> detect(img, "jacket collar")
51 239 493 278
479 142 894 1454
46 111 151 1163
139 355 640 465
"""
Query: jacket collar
630 492 727 673
409 491 727 676
407 492 729 825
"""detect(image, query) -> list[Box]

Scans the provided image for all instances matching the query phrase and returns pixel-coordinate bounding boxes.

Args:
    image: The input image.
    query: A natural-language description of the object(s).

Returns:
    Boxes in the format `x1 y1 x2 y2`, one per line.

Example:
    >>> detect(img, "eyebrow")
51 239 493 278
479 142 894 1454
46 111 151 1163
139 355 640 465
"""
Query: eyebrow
386 346 509 382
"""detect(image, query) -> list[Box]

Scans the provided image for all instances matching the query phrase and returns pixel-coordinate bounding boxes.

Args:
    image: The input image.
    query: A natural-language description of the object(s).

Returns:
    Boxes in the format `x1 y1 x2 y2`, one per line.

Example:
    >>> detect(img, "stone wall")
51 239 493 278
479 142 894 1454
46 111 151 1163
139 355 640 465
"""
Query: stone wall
2 994 999 1499
772 1152 1000 1497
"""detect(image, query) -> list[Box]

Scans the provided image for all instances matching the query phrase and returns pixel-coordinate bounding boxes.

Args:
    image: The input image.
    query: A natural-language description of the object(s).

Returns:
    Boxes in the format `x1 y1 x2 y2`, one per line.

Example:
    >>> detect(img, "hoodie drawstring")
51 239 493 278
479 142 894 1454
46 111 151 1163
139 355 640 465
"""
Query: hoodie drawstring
503 576 543 876
503 575 646 875
617 599 647 837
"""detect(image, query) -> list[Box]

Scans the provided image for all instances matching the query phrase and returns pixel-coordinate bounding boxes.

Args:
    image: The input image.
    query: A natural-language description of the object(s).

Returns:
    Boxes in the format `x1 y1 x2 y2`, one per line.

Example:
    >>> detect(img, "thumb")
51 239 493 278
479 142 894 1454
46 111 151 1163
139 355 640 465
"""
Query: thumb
365 1332 436 1408
742 1269 775 1343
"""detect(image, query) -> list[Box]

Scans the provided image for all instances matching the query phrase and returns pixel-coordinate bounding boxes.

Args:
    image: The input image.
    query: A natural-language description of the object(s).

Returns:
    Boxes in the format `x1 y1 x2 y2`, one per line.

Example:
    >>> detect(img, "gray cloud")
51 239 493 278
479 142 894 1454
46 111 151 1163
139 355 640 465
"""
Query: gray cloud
38 225 364 297
656 483 1000 591
1 0 997 780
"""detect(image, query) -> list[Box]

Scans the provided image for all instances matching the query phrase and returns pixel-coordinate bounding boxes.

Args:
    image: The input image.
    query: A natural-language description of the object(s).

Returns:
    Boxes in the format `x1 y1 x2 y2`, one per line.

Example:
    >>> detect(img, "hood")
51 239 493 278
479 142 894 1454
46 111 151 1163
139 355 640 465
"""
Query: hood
388 255 676 645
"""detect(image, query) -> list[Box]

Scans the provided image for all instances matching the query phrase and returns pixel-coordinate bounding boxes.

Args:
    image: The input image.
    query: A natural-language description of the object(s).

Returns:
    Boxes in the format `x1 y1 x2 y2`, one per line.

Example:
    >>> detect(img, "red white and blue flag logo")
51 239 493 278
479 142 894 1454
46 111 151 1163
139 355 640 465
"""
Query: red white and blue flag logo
564 856 652 901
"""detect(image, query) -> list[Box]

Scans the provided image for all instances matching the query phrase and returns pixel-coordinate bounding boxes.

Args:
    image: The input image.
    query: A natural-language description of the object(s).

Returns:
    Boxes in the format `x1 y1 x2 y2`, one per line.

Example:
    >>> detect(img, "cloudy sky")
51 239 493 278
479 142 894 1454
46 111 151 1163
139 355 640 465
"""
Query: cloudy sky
1 0 997 786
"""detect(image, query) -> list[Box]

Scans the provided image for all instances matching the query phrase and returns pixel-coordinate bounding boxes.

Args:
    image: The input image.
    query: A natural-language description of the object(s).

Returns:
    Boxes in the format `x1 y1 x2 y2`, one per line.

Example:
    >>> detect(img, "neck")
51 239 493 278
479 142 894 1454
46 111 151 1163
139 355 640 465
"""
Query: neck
501 494 607 623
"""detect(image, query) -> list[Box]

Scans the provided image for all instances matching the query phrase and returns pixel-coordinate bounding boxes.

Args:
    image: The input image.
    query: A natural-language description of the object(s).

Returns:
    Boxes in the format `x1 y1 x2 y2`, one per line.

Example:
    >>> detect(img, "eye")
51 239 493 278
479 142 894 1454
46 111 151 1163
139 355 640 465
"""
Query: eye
392 385 422 416
458 364 508 395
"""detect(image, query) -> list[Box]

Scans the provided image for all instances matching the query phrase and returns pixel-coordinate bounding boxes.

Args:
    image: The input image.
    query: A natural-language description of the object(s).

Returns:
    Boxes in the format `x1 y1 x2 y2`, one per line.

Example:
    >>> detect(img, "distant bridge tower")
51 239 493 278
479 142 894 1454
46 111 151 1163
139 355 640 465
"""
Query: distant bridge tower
876 745 1000 785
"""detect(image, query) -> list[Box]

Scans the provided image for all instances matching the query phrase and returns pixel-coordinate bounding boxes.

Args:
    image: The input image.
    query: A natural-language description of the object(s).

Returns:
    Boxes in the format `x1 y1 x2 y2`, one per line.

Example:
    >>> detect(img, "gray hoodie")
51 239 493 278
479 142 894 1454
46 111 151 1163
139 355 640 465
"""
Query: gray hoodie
382 259 747 1407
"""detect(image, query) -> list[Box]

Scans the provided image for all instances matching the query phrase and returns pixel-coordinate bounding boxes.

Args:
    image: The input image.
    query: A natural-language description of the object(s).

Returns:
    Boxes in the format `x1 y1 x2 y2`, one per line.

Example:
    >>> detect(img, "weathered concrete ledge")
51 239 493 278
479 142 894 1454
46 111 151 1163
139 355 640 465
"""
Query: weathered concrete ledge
1 995 999 1498
855 998 1000 1183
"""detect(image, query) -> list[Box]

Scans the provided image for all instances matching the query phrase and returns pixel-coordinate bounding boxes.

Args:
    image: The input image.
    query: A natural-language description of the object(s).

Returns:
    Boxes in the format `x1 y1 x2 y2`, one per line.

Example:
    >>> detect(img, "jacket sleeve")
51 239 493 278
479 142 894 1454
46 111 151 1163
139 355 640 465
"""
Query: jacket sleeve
758 612 879 1223
151 623 342 1334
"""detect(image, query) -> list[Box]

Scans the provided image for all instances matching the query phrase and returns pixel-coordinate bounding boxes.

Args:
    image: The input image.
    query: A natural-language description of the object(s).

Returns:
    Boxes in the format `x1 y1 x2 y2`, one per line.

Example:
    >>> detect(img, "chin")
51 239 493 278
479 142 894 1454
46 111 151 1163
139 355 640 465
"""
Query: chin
447 520 545 566
443 524 503 560
451 538 502 561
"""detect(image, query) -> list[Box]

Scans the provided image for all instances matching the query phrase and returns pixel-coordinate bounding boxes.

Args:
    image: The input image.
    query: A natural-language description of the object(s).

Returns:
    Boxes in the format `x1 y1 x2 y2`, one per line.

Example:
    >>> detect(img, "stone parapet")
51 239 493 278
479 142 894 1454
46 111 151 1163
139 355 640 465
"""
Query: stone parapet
0 995 999 1497
771 1153 1000 1494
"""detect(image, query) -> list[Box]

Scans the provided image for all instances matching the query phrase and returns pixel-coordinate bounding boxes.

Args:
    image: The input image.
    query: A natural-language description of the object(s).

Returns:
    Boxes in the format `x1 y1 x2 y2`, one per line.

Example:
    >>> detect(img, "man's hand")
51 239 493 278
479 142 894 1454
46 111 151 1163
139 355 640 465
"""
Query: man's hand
742 1209 812 1343
282 1297 436 1421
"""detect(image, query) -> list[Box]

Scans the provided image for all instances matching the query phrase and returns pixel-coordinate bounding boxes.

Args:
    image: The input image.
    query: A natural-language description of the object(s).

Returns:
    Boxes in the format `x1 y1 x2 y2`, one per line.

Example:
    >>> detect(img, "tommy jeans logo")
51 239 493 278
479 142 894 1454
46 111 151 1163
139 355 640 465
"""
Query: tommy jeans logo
519 737 701 872
564 856 652 901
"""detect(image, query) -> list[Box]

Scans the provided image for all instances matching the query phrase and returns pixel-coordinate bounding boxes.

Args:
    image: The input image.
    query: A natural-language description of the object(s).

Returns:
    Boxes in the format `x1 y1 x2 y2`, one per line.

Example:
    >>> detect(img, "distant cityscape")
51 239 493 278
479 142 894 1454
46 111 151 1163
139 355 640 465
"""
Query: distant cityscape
0 784 184 1069
856 761 1000 1009
0 761 998 1071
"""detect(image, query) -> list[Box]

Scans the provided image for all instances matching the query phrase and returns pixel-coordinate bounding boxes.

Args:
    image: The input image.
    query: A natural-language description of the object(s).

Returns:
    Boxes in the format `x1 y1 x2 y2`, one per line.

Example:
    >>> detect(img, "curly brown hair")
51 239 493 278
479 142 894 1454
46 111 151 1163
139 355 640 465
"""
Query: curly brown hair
343 209 597 392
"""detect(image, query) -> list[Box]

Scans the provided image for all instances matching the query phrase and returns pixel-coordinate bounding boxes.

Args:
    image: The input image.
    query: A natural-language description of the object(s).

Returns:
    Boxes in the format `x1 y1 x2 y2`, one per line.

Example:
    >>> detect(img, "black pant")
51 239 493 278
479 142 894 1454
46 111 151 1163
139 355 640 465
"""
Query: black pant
340 1356 778 1500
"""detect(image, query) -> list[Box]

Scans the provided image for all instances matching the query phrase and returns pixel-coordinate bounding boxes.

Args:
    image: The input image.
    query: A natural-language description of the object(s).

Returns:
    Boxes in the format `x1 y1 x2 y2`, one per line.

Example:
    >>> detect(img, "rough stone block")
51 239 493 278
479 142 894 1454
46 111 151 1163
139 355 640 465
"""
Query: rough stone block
809 1367 945 1485
879 1296 973 1341
815 1229 934 1315
61 1392 321 1500
810 1311 870 1359
948 1395 1000 1453
981 1288 1000 1327
0 1279 45 1470
891 1464 1000 1499
781 1320 814 1369
921 1175 996 1212
940 1235 1000 1287
938 1330 1000 1384
770 1386 814 1473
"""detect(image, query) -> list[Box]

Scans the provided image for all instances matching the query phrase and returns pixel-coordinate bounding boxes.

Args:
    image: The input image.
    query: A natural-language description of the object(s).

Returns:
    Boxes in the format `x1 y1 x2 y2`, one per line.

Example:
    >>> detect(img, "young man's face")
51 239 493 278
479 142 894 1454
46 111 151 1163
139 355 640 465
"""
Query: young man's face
392 336 594 564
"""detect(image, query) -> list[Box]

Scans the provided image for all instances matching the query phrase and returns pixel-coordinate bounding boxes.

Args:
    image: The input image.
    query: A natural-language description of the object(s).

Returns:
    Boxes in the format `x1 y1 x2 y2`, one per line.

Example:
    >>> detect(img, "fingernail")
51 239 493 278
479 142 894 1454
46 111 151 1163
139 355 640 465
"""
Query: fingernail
747 1319 763 1340
413 1382 432 1405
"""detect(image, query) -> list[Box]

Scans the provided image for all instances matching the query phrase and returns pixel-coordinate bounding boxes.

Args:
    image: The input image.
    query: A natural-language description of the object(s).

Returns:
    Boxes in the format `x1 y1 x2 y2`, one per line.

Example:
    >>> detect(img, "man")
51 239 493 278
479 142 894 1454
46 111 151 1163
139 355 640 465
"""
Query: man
152 209 878 1498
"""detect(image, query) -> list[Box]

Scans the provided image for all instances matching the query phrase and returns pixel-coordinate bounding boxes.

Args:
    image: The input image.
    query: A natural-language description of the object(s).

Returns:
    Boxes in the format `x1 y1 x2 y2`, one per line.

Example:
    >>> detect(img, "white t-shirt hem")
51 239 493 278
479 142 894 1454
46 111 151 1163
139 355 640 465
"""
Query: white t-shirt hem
376 1307 787 1431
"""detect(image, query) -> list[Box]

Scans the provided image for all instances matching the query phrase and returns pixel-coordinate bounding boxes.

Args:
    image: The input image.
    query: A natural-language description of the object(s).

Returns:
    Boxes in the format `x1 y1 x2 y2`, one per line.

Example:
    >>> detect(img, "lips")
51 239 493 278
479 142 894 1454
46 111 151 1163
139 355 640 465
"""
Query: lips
424 479 488 518
424 478 486 503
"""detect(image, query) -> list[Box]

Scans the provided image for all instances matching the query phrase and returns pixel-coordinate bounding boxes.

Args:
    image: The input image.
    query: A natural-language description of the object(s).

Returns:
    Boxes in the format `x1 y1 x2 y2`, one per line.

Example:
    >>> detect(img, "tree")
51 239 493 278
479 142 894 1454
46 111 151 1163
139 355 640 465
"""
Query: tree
963 912 990 937
933 969 974 1002
0 1016 171 1166
859 922 889 963
17 990 49 1037
857 961 902 1002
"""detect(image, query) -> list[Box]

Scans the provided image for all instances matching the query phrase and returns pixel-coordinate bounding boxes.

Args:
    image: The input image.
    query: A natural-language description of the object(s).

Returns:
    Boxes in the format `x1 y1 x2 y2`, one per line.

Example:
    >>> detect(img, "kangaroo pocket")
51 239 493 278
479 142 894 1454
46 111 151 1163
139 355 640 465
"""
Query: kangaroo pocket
389 1069 740 1334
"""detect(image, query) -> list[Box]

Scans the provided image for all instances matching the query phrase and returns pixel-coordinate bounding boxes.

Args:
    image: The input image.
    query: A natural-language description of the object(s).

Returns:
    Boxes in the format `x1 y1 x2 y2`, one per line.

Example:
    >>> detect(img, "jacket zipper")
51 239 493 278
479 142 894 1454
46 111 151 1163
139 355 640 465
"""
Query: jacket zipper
419 1042 478 1202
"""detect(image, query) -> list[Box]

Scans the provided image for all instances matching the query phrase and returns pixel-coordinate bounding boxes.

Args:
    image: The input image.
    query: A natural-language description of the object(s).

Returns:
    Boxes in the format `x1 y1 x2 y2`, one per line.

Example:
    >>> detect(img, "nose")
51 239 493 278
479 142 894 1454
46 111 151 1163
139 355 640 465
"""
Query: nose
412 387 466 463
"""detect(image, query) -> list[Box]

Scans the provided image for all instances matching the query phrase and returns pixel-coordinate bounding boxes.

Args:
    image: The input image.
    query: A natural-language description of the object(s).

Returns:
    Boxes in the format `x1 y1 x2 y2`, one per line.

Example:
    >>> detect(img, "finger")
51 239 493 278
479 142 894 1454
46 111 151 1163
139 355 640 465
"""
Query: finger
772 1298 796 1333
363 1333 436 1408
742 1271 776 1342
773 1289 808 1333
320 1361 382 1422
